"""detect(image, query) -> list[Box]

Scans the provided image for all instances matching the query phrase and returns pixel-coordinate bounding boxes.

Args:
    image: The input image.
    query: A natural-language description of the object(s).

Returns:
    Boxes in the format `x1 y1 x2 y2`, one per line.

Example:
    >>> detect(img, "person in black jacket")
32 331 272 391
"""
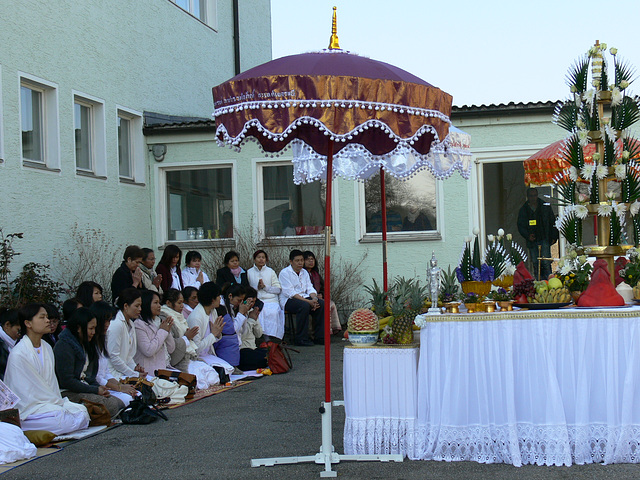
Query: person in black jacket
53 307 124 417
111 245 145 304
216 250 249 289
517 188 558 280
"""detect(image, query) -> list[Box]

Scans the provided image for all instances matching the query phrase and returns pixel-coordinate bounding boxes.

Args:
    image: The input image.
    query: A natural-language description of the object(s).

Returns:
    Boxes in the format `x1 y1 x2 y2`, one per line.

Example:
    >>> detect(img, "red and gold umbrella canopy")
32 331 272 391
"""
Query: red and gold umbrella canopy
213 50 470 183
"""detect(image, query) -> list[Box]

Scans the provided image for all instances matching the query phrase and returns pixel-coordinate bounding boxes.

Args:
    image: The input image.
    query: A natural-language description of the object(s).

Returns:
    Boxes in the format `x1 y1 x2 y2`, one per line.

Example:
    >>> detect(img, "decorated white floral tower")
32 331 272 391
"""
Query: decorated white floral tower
553 41 640 280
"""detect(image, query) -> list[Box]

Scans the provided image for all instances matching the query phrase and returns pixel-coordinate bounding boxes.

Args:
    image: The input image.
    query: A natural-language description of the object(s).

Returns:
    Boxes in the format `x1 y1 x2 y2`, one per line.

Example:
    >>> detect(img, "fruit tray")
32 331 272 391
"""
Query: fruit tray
513 302 572 310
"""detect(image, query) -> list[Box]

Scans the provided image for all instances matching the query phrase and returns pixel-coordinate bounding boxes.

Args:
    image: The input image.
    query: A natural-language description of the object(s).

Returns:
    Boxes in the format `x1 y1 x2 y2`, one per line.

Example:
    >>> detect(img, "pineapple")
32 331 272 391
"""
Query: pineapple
439 266 460 304
389 277 427 343
364 279 389 318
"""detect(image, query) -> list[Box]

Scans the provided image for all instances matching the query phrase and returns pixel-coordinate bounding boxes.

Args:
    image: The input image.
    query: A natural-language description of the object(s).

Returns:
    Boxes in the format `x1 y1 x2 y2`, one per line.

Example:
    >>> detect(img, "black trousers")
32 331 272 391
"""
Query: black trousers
239 347 268 371
284 297 325 343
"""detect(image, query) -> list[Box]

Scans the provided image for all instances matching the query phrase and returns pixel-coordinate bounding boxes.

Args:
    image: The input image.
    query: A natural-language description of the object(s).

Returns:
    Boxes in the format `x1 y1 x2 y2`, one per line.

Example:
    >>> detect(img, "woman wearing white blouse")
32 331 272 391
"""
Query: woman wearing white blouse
5 304 89 434
181 250 210 289
106 288 146 379
247 250 285 339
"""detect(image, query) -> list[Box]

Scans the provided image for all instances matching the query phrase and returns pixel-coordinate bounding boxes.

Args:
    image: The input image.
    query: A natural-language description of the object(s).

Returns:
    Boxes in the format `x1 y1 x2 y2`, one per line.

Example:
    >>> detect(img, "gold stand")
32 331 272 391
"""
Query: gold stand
537 245 554 280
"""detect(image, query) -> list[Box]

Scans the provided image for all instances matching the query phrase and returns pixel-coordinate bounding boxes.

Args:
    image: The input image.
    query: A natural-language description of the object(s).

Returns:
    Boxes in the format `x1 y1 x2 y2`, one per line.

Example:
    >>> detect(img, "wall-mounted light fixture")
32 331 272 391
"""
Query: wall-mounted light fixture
151 144 167 162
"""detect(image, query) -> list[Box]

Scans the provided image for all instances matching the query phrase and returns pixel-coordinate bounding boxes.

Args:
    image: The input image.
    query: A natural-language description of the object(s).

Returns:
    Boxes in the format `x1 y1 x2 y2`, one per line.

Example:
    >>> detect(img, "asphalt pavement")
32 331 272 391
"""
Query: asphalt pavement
4 337 640 479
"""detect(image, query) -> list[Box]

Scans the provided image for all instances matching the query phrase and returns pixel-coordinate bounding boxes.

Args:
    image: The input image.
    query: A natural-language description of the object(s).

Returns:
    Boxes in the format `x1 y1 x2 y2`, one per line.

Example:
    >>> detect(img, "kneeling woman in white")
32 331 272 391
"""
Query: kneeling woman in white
186 282 234 375
247 249 285 339
107 288 146 379
5 304 90 435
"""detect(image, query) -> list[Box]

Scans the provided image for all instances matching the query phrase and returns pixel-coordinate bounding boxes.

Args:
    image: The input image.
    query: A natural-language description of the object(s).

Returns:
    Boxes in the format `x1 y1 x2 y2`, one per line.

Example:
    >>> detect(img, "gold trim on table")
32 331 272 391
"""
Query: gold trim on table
419 307 640 323
345 343 419 349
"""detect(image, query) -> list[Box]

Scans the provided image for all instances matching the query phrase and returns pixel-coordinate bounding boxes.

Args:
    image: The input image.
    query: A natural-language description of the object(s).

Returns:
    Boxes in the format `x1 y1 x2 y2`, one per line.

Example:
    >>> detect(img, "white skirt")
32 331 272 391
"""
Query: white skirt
258 302 285 339
188 360 220 389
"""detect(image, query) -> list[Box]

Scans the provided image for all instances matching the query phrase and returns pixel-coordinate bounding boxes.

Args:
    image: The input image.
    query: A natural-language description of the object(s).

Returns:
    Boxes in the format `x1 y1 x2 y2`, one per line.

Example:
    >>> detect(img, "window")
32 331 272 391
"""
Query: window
260 163 327 237
74 101 92 171
21 85 43 162
116 107 144 183
73 93 105 177
171 0 207 21
166 167 233 241
118 116 131 178
363 169 439 237
19 75 59 170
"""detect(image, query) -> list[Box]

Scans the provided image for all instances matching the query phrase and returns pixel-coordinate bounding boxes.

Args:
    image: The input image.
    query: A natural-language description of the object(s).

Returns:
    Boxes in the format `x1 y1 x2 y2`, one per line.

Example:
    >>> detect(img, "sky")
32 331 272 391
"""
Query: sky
270 0 640 107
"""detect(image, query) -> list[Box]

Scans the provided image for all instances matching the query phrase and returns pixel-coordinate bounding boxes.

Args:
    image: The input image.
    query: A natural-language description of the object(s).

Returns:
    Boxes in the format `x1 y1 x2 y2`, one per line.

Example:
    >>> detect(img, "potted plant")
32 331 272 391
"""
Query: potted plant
556 244 593 301
456 231 495 297
461 291 482 313
487 287 514 311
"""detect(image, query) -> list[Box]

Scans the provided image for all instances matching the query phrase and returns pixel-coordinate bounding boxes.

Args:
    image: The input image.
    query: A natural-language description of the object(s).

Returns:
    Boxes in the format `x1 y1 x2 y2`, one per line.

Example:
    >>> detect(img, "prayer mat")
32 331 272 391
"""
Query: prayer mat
0 447 60 475
166 380 253 409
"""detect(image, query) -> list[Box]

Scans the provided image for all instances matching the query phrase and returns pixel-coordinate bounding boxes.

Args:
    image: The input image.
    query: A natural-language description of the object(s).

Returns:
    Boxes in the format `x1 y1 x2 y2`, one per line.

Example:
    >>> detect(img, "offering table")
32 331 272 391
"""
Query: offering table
413 306 640 466
343 345 419 458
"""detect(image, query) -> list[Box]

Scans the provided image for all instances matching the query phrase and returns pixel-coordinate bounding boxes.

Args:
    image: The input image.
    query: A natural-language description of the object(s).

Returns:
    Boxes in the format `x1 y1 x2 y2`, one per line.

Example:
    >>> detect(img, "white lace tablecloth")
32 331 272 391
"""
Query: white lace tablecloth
343 345 419 457
414 307 640 466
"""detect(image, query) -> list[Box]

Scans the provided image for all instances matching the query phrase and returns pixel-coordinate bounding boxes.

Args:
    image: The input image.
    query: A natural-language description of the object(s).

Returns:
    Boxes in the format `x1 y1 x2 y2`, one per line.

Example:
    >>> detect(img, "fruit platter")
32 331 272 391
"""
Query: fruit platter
512 262 573 309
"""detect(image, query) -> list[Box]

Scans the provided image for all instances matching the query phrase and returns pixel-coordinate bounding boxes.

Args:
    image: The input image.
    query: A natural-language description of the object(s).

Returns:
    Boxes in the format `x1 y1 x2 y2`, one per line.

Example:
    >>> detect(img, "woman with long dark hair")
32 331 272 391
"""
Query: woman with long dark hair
156 244 184 292
53 308 124 417
5 304 90 434
106 288 145 379
89 301 137 405
75 281 103 309
134 290 177 375
215 284 252 371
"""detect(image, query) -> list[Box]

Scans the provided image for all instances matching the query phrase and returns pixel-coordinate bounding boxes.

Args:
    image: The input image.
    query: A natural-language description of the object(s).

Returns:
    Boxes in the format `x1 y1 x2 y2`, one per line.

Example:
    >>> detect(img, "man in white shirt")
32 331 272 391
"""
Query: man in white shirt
279 249 325 346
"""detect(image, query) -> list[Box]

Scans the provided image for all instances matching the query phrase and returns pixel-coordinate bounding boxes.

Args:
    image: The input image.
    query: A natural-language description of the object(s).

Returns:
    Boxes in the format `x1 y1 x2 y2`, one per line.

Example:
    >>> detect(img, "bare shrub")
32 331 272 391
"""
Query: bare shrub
53 224 122 303
197 225 367 326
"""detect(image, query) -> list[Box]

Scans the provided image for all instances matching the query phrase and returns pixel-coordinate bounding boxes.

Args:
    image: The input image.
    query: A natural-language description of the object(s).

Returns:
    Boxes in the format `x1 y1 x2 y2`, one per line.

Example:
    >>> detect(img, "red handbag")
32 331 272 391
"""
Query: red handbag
260 342 299 374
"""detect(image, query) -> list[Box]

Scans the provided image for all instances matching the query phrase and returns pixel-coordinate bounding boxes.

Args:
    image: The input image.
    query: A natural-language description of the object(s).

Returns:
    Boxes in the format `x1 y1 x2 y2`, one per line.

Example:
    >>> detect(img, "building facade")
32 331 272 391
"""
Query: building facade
0 0 272 274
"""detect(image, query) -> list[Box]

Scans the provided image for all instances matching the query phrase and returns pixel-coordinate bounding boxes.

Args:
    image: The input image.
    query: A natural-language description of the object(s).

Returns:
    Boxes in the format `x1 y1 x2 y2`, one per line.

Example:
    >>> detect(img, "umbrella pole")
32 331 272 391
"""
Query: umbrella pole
324 141 333 404
380 167 389 292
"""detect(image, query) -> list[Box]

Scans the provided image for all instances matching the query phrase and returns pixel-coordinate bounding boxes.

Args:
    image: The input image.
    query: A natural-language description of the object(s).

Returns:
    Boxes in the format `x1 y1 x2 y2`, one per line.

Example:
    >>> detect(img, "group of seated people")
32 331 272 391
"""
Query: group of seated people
0 245 342 436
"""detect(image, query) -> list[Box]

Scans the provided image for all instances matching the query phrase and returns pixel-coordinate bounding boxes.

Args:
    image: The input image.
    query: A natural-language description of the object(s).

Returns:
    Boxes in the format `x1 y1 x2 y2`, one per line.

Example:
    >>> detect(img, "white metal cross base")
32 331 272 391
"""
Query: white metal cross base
250 400 404 477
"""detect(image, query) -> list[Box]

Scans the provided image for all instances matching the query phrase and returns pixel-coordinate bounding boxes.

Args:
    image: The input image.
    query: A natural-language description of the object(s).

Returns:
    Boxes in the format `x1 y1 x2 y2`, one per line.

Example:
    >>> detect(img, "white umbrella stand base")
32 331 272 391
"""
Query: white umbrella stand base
250 401 404 477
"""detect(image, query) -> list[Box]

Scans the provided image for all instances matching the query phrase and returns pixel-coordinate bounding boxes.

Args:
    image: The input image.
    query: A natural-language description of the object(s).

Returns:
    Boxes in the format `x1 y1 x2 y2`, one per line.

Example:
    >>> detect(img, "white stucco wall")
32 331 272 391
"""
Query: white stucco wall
0 0 271 277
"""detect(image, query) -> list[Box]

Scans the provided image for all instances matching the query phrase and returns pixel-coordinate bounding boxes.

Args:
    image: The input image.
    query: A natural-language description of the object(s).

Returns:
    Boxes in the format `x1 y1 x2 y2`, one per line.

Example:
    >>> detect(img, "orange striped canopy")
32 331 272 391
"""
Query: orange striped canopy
524 138 639 186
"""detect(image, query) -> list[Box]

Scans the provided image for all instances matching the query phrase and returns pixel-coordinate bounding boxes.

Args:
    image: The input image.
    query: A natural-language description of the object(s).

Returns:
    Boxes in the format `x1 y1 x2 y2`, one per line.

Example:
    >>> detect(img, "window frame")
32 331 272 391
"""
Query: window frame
72 91 106 178
254 159 338 246
357 170 444 243
155 160 237 248
168 0 217 30
19 73 60 172
0 65 4 165
116 106 144 185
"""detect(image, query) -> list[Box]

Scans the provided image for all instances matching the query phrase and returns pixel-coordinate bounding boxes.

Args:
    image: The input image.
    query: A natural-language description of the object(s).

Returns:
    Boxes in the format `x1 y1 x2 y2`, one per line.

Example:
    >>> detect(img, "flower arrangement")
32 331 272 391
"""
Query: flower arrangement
485 228 528 279
461 292 481 303
618 247 640 287
556 244 593 292
487 287 513 302
456 230 495 283
551 41 640 246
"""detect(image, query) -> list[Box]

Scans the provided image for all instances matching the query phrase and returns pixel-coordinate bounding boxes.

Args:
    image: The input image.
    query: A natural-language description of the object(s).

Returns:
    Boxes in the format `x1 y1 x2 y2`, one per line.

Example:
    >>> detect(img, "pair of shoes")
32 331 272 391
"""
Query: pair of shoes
295 340 314 347
232 367 244 375
313 338 325 345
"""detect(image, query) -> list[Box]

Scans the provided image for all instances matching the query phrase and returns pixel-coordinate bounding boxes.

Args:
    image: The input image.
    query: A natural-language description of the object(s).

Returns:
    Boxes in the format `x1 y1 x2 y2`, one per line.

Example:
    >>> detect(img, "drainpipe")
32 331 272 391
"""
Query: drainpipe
233 0 240 75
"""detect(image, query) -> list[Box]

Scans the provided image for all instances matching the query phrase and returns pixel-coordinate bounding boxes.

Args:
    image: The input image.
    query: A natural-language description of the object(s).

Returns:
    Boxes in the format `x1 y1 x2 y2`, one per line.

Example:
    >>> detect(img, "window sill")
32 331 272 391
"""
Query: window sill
258 235 336 247
360 231 442 243
119 177 145 186
23 160 60 173
76 169 107 180
161 239 236 249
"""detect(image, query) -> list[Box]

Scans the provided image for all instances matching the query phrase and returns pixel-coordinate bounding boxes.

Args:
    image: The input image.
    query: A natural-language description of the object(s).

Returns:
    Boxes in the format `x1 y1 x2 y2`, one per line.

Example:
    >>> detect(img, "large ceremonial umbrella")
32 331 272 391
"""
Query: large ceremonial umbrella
524 137 640 185
212 10 470 476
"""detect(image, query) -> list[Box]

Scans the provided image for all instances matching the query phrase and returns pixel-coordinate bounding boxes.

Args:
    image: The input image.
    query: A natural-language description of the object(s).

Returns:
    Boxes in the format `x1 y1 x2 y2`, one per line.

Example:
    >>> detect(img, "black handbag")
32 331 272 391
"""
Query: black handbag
212 365 230 384
119 398 168 424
